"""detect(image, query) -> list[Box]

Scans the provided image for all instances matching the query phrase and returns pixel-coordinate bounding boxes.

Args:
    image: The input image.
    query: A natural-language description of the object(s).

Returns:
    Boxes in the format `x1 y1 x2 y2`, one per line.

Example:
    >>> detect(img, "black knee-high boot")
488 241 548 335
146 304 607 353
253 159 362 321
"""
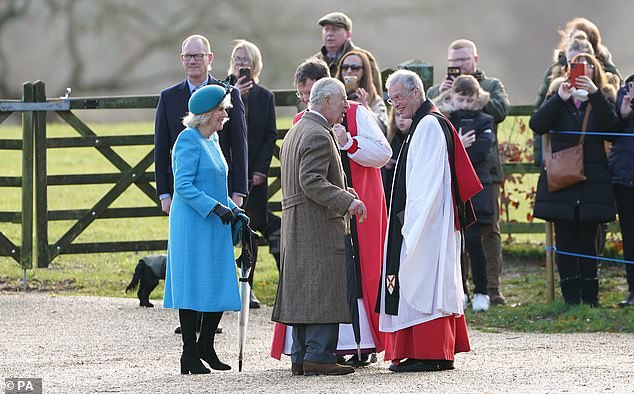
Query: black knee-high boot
198 312 231 370
179 309 210 374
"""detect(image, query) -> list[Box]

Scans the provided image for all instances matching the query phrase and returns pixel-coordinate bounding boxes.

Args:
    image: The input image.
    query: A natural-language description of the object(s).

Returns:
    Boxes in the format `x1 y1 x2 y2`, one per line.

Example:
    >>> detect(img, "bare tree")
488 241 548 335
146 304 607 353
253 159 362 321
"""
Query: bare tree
0 0 30 96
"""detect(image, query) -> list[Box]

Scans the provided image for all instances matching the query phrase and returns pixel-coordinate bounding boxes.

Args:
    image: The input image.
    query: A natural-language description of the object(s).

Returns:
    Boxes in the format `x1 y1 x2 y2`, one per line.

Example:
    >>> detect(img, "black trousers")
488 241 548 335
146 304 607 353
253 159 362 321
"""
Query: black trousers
464 222 488 295
614 184 634 292
554 219 600 304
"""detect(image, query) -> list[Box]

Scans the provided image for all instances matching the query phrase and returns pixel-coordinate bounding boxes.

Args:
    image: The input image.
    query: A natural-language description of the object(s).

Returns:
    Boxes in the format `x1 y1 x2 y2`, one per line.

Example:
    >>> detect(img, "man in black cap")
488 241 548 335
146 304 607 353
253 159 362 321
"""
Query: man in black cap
313 11 383 94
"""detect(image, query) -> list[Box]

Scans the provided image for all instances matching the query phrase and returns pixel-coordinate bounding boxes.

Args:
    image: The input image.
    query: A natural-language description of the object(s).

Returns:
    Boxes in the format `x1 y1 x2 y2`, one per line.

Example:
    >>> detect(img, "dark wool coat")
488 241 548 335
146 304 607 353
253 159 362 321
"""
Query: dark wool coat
530 90 619 222
271 111 355 325
608 84 634 186
242 83 278 227
449 109 495 222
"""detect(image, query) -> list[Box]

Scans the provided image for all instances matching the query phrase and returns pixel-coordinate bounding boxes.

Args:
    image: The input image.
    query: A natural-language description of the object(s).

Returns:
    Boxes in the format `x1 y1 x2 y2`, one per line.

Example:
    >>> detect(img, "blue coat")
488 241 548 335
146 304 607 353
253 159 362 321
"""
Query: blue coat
163 128 241 312
153 76 248 198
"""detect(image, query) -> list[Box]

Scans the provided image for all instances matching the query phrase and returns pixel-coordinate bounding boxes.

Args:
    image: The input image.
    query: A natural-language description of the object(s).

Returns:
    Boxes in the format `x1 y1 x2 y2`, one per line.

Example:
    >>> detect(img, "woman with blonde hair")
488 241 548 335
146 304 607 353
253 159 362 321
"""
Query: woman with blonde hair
227 39 280 307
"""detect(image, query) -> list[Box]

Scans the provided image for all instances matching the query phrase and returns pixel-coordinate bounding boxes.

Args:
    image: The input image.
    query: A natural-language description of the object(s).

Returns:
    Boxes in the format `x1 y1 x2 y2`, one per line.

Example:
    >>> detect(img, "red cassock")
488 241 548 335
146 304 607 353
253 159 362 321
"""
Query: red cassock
271 104 387 359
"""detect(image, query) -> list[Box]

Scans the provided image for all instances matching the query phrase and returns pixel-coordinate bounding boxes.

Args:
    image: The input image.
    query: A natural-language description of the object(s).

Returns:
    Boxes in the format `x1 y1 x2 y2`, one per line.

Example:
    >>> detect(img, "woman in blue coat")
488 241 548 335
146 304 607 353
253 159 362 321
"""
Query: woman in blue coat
163 84 248 374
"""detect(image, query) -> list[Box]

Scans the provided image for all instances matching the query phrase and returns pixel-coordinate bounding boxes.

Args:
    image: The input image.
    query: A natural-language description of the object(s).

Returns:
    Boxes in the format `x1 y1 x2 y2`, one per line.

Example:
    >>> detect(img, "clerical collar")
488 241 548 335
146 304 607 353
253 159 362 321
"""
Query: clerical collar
187 78 209 94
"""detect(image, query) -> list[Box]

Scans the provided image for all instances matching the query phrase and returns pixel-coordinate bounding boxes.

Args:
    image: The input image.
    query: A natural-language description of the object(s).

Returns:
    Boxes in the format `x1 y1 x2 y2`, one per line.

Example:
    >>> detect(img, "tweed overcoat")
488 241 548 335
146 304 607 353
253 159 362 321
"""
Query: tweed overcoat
271 111 355 324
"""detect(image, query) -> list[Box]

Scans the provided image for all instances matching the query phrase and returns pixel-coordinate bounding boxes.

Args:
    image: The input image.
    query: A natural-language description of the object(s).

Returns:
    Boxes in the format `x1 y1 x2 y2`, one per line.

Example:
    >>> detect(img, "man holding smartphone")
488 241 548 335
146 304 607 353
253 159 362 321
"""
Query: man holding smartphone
427 39 510 307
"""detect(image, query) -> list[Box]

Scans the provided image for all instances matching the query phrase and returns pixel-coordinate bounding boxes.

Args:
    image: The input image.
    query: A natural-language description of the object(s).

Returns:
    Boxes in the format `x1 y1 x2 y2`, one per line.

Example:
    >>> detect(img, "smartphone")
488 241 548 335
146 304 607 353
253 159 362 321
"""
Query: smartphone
460 118 474 131
343 75 359 94
447 66 461 78
239 67 252 82
569 62 586 88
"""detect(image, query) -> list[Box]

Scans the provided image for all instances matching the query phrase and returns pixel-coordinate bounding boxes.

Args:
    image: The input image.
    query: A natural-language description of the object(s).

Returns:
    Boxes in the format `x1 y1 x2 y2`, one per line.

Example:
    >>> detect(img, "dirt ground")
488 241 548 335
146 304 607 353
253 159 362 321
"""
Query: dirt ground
0 293 632 393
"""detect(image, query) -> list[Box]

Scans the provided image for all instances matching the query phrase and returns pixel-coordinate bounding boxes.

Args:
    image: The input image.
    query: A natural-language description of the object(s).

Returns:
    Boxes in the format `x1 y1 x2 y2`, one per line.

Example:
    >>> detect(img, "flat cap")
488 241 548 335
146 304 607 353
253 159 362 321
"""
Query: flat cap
318 12 352 31
188 85 227 115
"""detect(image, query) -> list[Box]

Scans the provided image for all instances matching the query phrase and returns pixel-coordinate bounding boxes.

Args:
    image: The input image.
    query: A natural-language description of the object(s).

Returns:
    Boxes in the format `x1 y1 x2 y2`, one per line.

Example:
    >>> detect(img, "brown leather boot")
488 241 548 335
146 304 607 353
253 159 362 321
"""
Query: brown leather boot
303 361 355 376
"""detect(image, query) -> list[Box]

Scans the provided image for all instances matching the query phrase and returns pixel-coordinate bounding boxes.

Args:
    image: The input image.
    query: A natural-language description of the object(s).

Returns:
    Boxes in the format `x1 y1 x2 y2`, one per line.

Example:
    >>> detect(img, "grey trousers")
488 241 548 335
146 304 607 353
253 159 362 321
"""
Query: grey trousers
291 323 339 364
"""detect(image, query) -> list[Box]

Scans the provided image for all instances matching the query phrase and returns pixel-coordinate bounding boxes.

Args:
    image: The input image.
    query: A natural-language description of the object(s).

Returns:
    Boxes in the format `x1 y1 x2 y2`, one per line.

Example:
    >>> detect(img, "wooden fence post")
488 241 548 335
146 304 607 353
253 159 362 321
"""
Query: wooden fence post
20 82 34 270
545 221 555 302
33 81 49 268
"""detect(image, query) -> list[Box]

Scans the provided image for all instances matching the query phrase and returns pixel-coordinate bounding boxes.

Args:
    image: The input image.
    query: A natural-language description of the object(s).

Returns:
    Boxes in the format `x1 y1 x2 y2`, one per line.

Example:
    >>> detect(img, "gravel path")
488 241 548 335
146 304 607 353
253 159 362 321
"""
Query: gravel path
0 293 632 393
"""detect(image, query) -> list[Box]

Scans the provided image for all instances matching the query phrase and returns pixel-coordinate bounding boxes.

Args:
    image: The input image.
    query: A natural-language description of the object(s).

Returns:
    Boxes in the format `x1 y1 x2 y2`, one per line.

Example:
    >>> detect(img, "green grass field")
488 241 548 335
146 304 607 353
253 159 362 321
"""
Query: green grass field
1 117 632 332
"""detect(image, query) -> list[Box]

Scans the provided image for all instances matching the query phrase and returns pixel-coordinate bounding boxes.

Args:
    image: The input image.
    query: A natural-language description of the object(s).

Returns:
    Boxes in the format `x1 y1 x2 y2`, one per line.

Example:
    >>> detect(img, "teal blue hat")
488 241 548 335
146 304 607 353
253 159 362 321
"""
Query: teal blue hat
188 84 227 115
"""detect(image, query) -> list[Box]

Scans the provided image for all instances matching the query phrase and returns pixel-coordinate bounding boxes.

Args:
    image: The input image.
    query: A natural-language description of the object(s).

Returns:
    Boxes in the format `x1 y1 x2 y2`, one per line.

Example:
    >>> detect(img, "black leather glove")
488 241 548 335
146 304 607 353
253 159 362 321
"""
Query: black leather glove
212 203 234 224
231 207 250 225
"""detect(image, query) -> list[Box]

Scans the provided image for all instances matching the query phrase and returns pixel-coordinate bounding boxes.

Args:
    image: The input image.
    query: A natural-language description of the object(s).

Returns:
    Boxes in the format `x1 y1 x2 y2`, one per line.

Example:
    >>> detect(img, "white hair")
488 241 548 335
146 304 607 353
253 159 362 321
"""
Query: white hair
309 77 345 106
385 70 425 99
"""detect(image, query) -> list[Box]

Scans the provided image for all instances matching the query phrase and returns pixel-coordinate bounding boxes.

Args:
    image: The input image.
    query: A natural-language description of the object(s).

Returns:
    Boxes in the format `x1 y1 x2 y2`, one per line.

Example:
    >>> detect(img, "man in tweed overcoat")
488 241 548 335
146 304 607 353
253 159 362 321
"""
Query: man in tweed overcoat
272 78 366 376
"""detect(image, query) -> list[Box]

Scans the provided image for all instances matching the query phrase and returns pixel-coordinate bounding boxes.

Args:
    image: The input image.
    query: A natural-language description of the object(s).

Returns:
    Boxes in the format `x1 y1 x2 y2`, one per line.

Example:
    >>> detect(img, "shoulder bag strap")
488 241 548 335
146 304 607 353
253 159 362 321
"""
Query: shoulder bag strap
579 102 592 144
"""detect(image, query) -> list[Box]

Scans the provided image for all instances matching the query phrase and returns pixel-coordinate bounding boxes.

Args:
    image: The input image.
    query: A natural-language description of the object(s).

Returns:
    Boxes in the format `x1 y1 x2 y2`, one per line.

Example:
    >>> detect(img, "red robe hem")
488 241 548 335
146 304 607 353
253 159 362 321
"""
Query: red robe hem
384 315 470 361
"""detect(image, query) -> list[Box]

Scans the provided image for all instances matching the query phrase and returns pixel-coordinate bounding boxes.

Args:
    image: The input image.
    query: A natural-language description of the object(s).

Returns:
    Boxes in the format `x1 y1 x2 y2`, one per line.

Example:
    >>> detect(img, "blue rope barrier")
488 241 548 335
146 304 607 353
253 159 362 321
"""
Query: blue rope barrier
544 245 634 265
549 130 634 137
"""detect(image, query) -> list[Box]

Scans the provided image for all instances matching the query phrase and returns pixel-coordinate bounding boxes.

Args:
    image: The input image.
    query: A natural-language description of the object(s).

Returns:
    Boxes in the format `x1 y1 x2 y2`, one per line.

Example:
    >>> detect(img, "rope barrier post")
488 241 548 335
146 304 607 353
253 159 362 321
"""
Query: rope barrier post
545 221 555 302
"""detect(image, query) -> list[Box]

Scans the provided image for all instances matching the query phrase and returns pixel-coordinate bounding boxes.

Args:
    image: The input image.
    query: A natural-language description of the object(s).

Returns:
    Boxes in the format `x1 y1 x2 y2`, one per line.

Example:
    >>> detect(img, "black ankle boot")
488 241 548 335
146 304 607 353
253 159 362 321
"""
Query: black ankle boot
198 312 231 371
179 309 209 375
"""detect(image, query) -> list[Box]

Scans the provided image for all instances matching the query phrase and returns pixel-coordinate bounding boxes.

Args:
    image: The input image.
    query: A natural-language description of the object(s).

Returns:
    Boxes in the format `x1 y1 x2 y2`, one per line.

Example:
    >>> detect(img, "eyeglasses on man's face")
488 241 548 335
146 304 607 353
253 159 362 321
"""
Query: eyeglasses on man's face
340 64 363 71
387 88 416 106
295 91 310 101
181 53 207 62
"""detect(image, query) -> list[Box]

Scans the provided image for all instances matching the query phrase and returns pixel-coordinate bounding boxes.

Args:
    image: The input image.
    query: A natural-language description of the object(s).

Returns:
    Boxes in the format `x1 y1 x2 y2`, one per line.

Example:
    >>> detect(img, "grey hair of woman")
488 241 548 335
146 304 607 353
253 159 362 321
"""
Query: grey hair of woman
181 94 232 129
385 69 426 99
308 77 345 107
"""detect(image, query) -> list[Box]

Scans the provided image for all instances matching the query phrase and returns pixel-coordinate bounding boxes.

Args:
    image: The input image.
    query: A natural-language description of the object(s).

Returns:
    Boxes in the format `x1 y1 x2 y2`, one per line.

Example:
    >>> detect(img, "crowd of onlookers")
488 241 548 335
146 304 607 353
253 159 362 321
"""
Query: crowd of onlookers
153 12 634 375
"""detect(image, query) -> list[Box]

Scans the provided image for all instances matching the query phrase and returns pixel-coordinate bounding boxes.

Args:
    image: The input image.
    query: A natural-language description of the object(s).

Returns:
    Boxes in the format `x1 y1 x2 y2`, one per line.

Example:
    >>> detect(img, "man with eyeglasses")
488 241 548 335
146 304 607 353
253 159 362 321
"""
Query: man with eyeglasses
378 70 481 373
313 11 383 95
427 39 510 308
154 34 248 336
155 34 248 216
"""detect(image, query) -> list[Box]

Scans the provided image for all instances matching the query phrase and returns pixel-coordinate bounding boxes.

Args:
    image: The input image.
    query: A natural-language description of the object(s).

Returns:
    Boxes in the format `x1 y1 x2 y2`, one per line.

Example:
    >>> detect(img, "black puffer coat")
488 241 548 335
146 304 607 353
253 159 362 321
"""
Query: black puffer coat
530 90 619 222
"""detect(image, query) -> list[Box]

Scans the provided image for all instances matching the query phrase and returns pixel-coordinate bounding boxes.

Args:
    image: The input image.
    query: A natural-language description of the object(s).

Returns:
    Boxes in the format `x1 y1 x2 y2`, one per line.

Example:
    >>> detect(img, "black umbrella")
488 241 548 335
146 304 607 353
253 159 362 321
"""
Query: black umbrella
345 234 363 361
235 222 258 372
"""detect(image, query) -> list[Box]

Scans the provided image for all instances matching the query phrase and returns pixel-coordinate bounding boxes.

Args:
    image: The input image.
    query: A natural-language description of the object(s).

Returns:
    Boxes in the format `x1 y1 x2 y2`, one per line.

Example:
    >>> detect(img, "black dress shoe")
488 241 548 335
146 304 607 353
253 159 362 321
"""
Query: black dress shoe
619 291 634 307
346 353 376 367
437 360 455 370
388 359 441 372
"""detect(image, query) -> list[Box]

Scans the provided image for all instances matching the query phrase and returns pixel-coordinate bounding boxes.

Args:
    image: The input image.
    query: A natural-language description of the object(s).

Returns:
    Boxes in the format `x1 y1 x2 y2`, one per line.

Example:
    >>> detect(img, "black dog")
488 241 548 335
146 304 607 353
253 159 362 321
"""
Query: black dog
125 254 166 307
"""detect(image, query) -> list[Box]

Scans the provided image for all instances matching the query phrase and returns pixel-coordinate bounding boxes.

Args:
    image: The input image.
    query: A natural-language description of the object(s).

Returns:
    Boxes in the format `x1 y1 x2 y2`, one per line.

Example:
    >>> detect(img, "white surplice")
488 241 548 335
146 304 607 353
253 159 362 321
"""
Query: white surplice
379 115 465 333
